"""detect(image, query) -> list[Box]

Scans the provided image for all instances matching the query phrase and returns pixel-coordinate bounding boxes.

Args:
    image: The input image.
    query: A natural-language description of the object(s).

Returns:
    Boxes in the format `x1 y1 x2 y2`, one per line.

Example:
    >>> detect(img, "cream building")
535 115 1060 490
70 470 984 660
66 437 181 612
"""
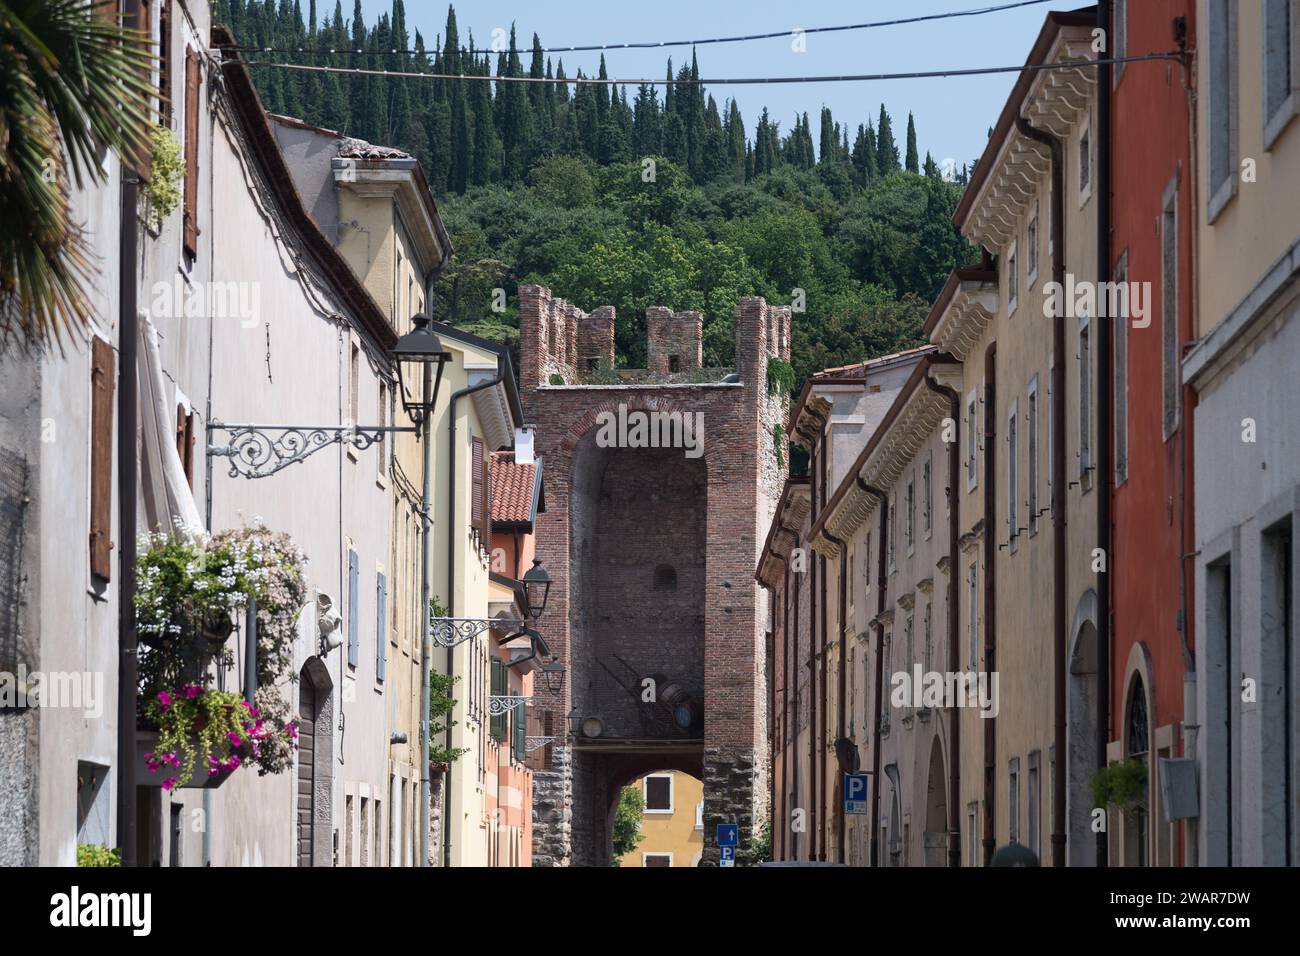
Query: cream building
1184 0 1300 867
811 352 963 868
932 10 1101 865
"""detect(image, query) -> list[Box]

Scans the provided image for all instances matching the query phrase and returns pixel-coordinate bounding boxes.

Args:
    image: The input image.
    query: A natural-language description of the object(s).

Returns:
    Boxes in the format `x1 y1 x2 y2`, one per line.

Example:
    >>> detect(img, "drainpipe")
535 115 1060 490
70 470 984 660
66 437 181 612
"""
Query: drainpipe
808 535 819 858
1096 0 1113 869
981 342 997 867
419 246 452 869
823 528 849 862
857 477 888 867
1017 115 1068 868
116 171 140 868
922 366 962 867
443 355 507 868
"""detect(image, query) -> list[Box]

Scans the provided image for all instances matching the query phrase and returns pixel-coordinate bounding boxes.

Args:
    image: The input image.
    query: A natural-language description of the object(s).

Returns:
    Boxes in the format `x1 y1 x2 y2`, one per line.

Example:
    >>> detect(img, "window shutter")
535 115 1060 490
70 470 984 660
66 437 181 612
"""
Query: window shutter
470 436 484 539
480 445 493 548
158 1 172 126
490 659 507 742
175 403 194 487
376 571 387 682
182 47 200 256
89 338 116 581
347 549 359 668
512 701 526 763
126 1 152 180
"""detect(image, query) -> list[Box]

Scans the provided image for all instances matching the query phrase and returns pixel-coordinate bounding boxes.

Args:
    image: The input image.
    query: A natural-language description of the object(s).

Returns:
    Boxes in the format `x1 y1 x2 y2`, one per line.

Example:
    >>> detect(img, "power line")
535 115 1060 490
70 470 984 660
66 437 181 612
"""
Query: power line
228 53 1185 87
224 0 1059 58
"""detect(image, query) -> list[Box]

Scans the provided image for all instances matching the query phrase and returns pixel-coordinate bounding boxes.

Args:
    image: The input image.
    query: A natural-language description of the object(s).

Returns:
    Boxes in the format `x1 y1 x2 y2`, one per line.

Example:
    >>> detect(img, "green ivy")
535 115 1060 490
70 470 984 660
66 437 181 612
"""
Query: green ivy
428 597 469 766
766 357 796 396
548 372 566 386
77 844 121 867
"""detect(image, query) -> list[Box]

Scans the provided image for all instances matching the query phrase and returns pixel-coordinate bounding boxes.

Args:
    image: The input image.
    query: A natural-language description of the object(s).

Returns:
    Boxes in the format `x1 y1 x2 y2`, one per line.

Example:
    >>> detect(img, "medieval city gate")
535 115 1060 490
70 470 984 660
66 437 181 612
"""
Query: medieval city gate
518 285 789 866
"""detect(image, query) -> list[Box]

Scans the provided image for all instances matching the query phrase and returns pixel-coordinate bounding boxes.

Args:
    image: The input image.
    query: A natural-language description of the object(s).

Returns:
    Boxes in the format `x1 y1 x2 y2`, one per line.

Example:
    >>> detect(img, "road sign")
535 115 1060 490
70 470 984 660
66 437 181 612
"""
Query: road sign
844 772 870 814
716 823 738 847
719 846 735 868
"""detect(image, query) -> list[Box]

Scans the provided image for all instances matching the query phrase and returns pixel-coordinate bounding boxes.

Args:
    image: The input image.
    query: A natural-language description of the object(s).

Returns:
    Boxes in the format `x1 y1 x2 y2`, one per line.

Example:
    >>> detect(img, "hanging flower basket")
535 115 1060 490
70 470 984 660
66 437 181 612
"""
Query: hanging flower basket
136 685 298 791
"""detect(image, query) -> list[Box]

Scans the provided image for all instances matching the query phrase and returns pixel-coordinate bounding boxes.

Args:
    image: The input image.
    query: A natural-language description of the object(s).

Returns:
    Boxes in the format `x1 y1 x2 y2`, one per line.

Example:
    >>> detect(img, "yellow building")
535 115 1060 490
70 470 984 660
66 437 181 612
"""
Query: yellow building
618 771 705 867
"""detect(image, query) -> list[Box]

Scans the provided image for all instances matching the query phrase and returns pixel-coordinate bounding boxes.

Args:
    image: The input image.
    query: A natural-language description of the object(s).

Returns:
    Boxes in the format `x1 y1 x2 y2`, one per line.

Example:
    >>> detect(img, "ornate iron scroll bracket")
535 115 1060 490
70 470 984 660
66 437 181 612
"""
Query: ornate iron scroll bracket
208 421 417 479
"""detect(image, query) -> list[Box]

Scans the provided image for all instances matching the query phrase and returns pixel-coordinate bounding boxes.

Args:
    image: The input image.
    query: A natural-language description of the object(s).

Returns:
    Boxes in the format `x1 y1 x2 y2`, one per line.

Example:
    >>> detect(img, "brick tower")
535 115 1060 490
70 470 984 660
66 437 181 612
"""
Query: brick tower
519 285 790 866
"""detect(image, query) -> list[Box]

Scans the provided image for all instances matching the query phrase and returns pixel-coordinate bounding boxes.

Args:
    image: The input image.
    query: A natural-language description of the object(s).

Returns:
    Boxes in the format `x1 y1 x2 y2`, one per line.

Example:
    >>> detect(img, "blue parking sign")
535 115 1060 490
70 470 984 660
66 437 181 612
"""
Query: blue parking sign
844 772 870 814
719 846 735 868
716 823 738 847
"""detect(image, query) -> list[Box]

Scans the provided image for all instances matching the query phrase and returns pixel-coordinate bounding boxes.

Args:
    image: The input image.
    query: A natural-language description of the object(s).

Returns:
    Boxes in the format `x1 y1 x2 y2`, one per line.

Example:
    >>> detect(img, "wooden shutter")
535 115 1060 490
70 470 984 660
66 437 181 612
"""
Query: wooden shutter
182 47 200 256
490 659 507 742
175 403 194 487
347 549 359 668
512 699 526 763
128 1 152 179
375 571 387 682
480 446 493 548
158 0 172 126
89 338 116 581
470 436 484 542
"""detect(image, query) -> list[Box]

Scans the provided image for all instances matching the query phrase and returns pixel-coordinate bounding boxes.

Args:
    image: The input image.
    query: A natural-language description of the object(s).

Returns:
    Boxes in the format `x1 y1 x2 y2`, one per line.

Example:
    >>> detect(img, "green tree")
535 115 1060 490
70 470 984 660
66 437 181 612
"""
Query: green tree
905 112 919 174
612 785 645 862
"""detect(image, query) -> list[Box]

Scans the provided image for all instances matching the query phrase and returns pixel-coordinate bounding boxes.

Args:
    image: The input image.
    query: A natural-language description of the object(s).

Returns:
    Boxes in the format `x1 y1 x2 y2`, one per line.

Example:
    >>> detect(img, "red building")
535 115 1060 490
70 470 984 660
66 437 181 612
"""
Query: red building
1107 0 1197 866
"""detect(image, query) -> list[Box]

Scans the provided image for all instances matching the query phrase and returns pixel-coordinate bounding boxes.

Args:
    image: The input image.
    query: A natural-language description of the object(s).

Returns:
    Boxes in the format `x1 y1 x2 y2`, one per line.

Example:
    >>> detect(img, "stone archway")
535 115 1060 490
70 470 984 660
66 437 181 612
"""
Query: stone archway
924 737 948 866
296 657 333 867
1066 589 1099 866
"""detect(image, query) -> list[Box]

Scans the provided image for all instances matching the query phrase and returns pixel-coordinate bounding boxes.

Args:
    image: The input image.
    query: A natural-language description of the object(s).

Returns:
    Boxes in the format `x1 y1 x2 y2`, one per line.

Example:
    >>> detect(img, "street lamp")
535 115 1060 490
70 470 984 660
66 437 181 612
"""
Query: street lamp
391 314 451 425
522 558 552 621
392 313 450 871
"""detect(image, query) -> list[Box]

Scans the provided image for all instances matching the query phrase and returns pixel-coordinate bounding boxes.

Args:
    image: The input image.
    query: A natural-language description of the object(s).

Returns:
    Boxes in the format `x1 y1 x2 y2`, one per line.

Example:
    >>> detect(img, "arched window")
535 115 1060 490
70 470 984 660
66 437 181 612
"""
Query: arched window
1127 676 1148 758
653 564 677 591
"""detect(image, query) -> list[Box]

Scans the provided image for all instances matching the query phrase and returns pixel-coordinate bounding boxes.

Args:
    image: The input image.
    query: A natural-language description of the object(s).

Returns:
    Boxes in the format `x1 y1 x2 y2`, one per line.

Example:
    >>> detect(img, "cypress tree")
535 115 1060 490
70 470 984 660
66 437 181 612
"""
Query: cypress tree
876 104 900 174
905 111 919 173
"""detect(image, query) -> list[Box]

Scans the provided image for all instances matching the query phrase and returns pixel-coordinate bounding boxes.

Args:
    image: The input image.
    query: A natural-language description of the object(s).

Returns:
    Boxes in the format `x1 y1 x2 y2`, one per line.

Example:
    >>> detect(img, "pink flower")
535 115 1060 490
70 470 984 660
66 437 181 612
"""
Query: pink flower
157 691 173 710
162 777 178 790
185 685 201 699
227 731 243 746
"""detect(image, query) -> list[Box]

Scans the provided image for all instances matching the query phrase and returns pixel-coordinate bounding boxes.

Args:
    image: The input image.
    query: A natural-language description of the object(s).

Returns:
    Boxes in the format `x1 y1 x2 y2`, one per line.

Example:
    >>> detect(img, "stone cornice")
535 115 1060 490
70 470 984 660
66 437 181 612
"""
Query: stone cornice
916 576 934 595
959 519 986 555
897 591 916 611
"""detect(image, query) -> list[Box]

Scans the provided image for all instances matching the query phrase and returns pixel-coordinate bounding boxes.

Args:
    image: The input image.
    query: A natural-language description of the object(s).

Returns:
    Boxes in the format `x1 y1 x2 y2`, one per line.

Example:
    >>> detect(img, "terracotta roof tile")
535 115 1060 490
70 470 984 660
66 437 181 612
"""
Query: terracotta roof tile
491 451 539 525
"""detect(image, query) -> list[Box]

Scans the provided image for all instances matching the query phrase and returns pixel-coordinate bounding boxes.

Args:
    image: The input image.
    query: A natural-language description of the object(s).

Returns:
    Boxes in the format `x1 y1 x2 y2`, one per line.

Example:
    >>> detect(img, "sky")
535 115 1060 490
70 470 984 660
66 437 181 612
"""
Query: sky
357 0 1090 172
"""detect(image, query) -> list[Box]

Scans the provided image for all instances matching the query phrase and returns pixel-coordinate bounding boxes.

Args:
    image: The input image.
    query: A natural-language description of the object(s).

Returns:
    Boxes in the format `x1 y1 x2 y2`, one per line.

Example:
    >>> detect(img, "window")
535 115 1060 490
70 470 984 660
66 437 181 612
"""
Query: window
344 793 354 867
1009 758 1021 843
1007 399 1019 548
905 477 915 553
643 853 673 867
348 339 360 435
653 564 677 591
668 354 681 373
1027 751 1041 857
1078 314 1092 481
470 436 491 547
1027 377 1040 534
159 1 173 126
1007 244 1018 315
377 381 388 480
360 797 370 867
490 658 508 743
965 389 979 492
89 337 115 581
888 497 896 573
881 630 893 727
864 530 872 593
1114 251 1130 485
1047 357 1055 508
1264 0 1299 148
375 571 387 682
182 47 200 257
1207 0 1238 220
922 452 933 535
1026 204 1039 288
967 803 979 867
1262 518 1294 862
346 548 359 669
76 761 111 848
695 801 704 829
175 402 195 487
967 561 979 669
644 774 674 813
1078 124 1092 198
1126 676 1150 866
923 602 932 673
1161 181 1180 439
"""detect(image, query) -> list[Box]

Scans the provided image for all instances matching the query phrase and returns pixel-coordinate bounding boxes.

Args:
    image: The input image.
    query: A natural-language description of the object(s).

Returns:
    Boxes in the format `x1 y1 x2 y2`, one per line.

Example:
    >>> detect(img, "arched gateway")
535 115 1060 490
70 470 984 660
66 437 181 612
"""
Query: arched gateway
518 285 790 866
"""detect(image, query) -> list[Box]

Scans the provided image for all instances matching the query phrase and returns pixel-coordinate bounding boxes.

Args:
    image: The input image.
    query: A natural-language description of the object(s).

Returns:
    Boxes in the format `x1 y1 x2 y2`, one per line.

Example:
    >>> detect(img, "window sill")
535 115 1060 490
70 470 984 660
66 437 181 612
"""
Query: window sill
1264 95 1299 152
1206 174 1237 225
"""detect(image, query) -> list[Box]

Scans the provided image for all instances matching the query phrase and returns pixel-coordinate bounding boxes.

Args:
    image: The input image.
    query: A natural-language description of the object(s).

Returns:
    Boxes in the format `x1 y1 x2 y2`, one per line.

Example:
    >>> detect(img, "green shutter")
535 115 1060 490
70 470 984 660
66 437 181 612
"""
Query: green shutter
490 659 507 743
512 701 526 763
